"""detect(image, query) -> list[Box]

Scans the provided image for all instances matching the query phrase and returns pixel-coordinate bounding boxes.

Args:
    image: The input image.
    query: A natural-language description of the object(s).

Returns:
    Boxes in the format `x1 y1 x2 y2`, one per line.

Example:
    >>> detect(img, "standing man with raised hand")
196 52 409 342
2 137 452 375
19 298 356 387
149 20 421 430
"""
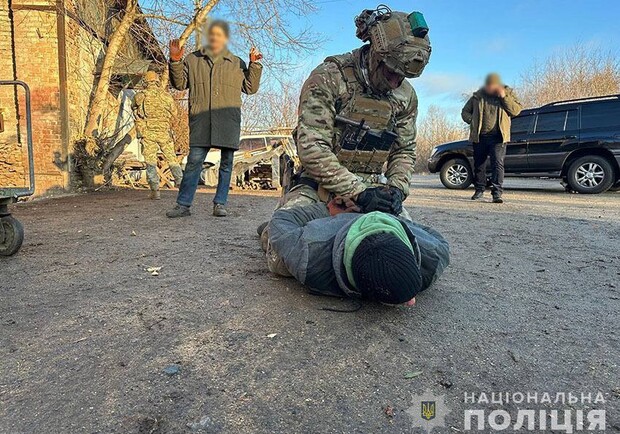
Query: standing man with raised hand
166 20 263 218
461 73 522 203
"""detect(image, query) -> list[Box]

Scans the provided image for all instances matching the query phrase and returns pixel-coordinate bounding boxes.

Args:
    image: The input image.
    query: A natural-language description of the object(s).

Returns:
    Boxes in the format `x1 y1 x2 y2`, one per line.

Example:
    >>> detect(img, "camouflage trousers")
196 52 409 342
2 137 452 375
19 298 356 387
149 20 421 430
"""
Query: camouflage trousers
142 136 183 190
262 183 412 277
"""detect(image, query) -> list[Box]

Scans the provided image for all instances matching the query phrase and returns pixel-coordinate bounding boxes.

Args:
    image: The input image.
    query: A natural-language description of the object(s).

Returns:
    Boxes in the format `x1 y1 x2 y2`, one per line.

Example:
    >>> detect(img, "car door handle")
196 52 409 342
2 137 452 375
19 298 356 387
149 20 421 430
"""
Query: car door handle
515 139 527 143
563 135 577 139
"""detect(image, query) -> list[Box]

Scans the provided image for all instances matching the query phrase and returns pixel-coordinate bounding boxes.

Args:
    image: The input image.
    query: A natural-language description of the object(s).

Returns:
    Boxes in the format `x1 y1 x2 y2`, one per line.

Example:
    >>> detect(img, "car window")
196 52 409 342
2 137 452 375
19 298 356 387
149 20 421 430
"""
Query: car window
239 138 266 151
565 110 579 130
511 115 534 135
268 137 284 147
535 111 569 133
581 101 620 129
239 139 252 151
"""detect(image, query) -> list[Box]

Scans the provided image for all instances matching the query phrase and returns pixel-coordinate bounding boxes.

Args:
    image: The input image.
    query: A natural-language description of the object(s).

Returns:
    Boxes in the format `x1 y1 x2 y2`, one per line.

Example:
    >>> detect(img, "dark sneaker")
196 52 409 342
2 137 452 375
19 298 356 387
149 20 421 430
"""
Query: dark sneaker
492 195 504 204
213 203 228 217
471 190 484 200
166 204 191 218
256 221 269 236
149 190 161 200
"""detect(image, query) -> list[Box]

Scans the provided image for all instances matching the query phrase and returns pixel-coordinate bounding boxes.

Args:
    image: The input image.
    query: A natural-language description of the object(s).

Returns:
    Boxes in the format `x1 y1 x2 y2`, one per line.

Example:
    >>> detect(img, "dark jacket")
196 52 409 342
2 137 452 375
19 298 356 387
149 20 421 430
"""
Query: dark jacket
169 48 262 149
268 203 450 299
461 86 522 143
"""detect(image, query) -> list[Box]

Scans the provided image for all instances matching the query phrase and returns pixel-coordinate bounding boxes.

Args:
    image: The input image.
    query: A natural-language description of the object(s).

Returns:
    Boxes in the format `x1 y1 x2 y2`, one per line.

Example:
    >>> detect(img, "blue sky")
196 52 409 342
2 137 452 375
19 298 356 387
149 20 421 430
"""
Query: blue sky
149 0 620 120
291 0 620 119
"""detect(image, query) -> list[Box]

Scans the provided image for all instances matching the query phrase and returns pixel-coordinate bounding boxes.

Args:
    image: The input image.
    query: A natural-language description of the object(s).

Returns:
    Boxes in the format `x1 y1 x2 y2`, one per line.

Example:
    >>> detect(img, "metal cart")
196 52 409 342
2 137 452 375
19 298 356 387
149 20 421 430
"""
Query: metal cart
0 80 35 256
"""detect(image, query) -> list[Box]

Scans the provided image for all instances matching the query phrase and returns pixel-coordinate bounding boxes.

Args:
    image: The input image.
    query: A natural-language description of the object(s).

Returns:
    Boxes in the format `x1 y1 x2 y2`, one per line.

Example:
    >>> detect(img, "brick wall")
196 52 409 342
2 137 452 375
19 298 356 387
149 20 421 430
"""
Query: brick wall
0 0 25 187
0 0 66 194
1 0 158 195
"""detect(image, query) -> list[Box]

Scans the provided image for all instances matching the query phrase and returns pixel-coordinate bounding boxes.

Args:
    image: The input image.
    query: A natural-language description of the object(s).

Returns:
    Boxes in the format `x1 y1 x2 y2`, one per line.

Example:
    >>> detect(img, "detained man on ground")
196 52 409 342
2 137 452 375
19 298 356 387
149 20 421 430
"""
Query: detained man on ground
264 198 450 307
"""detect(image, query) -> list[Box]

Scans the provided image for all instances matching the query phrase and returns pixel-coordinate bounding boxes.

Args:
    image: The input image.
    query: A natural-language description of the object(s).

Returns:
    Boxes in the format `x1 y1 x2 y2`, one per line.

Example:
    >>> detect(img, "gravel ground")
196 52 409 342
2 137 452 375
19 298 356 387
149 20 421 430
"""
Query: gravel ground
1 176 619 434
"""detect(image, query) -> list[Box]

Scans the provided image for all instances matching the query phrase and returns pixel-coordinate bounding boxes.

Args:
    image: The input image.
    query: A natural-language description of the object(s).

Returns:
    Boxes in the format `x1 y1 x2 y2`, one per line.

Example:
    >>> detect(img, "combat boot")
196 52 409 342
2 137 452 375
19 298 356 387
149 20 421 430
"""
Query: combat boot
213 203 228 217
492 193 504 204
149 190 161 200
166 204 191 218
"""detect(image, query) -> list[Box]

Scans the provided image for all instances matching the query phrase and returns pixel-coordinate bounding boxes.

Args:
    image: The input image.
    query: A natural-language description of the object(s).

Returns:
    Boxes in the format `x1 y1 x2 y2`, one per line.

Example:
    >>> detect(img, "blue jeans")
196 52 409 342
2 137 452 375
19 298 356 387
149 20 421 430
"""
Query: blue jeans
176 147 235 207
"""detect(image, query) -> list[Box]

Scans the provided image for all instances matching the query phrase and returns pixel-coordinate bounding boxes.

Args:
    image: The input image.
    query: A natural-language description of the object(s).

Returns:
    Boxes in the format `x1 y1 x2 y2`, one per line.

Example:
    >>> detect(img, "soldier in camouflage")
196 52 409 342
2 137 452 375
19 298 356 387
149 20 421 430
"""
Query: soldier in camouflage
132 70 183 200
260 6 432 274
278 6 431 216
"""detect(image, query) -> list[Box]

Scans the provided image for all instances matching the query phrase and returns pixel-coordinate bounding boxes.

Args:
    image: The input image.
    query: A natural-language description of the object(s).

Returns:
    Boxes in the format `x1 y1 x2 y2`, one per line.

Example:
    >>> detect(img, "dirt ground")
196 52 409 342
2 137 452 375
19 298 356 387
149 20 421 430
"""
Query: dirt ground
1 175 619 434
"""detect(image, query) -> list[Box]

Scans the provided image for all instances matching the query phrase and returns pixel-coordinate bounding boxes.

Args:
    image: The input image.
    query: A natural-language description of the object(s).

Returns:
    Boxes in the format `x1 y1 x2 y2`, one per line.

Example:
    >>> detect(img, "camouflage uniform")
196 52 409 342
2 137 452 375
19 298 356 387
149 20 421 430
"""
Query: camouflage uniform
264 8 432 274
132 77 183 191
279 47 417 217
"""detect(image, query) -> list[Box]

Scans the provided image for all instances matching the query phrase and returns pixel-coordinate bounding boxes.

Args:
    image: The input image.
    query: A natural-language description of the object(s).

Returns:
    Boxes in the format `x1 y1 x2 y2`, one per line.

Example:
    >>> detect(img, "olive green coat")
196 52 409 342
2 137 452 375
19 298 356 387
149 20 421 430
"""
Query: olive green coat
461 87 522 143
169 48 262 149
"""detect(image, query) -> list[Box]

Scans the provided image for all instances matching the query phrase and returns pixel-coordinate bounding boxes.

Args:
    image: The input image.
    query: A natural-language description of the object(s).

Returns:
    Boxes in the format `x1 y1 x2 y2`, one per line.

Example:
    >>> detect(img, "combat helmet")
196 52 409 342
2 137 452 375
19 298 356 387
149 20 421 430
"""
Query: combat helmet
355 5 431 79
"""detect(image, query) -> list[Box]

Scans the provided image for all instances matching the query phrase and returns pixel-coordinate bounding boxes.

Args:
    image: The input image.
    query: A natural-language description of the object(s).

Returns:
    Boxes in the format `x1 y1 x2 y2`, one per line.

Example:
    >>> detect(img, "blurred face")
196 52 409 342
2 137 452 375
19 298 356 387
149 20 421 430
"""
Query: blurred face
208 25 229 55
484 74 502 94
484 82 498 94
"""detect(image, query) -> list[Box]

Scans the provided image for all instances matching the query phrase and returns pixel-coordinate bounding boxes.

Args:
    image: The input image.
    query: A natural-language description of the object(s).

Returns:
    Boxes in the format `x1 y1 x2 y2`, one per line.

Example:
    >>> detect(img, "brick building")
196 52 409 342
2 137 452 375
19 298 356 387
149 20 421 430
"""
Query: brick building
0 0 163 194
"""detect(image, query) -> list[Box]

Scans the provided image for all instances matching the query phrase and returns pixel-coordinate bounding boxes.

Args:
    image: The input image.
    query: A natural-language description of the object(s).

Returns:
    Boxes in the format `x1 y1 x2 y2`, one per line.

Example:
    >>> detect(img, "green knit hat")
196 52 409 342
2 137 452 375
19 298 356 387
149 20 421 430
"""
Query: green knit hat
344 211 413 288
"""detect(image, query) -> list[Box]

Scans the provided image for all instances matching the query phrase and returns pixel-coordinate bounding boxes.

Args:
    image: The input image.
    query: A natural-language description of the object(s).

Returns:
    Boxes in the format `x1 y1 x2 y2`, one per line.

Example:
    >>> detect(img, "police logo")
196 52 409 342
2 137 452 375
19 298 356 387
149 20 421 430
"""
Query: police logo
406 391 448 433
421 401 436 421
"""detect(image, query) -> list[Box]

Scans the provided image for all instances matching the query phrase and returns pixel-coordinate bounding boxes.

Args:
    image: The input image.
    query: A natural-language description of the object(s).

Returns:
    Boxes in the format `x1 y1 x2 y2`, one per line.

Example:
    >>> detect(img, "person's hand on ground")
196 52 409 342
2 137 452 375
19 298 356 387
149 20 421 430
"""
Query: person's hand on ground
169 39 184 62
249 47 263 63
355 187 394 214
381 297 416 307
327 196 361 216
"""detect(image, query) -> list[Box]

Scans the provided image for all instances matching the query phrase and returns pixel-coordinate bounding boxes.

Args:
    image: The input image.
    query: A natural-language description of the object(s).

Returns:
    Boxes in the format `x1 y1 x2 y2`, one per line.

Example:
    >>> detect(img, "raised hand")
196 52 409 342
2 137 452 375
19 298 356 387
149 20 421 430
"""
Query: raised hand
249 46 263 63
169 39 185 62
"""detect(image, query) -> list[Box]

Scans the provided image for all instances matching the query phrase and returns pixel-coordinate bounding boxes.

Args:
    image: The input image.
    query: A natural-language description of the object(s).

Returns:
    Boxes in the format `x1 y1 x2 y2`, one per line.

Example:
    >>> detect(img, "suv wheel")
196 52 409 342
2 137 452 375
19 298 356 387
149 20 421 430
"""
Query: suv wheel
566 155 615 194
440 158 473 189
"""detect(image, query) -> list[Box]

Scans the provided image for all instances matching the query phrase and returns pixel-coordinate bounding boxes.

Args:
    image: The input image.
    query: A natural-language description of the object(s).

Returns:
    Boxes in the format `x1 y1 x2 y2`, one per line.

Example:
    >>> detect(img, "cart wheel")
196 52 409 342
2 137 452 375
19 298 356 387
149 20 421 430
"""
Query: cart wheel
0 215 24 256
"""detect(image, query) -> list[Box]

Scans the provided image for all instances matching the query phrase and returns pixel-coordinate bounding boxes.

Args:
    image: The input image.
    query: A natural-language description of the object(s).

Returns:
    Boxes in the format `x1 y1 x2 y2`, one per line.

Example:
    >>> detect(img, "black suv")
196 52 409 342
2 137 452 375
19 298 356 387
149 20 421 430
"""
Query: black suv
427 95 620 193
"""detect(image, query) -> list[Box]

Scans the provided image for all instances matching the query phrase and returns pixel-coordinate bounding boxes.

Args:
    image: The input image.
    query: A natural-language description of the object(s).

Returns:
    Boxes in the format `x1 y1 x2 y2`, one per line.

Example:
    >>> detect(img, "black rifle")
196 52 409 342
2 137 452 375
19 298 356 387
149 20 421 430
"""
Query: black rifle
335 115 398 152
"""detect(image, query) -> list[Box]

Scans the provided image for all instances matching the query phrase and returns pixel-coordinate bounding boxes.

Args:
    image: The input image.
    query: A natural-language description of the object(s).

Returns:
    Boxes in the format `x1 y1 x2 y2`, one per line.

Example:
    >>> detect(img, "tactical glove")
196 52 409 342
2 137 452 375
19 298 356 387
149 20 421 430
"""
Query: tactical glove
388 187 404 215
355 187 395 214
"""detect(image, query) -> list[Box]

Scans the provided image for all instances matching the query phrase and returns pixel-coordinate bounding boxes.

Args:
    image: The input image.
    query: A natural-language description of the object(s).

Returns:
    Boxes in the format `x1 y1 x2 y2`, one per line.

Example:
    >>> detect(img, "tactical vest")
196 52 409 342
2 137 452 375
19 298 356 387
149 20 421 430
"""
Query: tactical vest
325 53 396 177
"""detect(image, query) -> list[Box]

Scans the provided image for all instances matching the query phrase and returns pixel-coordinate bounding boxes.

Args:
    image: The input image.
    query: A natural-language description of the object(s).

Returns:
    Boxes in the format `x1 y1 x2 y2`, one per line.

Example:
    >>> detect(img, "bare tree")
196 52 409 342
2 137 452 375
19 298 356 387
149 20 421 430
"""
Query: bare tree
415 105 466 173
241 78 300 133
75 0 318 186
519 44 620 108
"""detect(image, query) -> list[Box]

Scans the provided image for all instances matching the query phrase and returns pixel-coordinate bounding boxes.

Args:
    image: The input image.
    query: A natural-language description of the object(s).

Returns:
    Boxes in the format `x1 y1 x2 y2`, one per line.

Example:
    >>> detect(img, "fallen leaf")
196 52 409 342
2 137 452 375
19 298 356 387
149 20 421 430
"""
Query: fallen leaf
131 231 137 236
403 371 423 379
146 266 162 276
266 333 277 338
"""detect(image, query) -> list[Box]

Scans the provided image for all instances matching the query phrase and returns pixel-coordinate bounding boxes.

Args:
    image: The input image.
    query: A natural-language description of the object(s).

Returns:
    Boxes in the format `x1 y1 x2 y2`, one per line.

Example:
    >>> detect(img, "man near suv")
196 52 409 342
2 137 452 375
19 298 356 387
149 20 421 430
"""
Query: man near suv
461 73 522 203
